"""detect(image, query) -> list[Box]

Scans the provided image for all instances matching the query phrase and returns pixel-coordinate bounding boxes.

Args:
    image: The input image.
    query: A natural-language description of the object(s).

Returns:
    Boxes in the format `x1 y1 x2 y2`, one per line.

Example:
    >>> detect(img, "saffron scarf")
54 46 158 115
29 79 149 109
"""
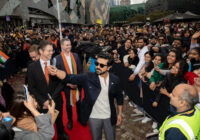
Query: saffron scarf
61 51 79 106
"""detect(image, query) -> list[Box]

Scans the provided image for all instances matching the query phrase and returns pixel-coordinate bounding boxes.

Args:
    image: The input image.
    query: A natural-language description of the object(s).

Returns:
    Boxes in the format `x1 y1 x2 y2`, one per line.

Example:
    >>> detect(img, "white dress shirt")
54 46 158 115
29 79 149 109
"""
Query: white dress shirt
64 53 73 73
90 74 111 119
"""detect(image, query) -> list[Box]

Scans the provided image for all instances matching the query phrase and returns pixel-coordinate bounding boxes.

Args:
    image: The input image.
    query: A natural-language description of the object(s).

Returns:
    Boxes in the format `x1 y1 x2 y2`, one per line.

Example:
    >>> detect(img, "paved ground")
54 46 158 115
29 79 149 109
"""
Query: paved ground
8 72 154 140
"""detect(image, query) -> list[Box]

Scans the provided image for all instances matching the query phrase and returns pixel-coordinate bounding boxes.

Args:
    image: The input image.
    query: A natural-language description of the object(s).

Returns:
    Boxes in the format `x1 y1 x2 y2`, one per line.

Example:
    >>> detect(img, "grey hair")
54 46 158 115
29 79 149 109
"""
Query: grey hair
178 89 199 108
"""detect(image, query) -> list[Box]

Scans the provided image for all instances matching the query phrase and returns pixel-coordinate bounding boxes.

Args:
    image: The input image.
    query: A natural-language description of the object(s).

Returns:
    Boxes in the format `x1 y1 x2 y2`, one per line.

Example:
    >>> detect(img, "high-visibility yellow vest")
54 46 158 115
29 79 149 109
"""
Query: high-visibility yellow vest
159 106 200 140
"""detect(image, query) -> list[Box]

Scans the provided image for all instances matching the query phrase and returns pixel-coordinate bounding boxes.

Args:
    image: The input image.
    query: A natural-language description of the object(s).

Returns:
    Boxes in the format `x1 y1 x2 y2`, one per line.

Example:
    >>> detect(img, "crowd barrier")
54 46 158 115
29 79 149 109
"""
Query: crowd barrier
112 63 169 125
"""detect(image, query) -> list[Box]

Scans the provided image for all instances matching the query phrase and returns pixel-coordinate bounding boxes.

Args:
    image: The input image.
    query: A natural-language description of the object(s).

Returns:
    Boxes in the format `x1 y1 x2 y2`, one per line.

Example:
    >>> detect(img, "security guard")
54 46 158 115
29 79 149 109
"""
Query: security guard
159 84 200 140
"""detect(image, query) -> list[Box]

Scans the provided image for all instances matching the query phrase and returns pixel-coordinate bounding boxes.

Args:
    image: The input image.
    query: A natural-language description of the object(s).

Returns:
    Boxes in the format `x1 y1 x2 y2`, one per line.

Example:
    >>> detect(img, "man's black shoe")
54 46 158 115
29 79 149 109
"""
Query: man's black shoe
67 121 73 130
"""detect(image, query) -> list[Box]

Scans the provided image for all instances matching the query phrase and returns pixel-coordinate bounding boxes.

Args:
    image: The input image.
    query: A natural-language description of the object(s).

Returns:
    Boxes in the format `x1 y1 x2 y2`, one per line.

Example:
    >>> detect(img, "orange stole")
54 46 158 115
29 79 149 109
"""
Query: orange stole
51 40 58 48
61 52 79 106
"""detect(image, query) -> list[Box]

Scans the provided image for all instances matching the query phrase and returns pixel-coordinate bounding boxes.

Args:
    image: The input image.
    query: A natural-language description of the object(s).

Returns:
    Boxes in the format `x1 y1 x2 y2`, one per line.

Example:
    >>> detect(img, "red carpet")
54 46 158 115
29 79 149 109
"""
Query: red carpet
53 91 92 140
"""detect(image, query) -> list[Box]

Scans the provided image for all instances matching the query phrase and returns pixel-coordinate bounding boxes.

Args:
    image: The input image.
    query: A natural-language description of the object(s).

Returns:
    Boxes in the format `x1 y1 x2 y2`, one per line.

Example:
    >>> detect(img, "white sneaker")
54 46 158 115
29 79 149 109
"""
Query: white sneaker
141 117 151 124
153 129 159 133
152 122 158 129
133 109 143 115
124 96 129 100
129 102 133 107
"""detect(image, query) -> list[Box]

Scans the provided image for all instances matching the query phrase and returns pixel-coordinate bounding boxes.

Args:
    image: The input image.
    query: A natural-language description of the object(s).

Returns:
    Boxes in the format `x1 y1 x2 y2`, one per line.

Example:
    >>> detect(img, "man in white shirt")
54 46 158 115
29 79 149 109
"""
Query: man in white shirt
54 38 83 130
129 37 148 81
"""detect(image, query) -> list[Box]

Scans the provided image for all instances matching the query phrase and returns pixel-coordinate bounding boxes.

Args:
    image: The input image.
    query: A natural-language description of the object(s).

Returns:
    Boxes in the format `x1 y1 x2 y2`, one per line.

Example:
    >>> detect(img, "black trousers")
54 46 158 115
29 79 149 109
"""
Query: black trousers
65 89 81 122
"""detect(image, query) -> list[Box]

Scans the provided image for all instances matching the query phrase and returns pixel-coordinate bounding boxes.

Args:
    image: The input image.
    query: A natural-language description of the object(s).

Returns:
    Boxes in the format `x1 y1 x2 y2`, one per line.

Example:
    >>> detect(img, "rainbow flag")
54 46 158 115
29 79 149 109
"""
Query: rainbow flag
0 51 9 63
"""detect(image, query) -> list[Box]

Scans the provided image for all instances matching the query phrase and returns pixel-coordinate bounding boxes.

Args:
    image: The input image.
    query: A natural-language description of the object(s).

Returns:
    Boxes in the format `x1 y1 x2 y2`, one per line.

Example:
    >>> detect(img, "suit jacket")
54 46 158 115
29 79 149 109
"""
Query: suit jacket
64 72 123 125
55 52 82 96
25 60 34 85
27 60 62 108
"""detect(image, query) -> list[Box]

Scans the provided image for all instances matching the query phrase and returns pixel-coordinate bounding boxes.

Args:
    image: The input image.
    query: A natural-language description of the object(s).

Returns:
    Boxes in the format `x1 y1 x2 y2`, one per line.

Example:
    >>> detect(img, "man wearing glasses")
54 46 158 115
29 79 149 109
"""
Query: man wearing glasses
48 52 123 140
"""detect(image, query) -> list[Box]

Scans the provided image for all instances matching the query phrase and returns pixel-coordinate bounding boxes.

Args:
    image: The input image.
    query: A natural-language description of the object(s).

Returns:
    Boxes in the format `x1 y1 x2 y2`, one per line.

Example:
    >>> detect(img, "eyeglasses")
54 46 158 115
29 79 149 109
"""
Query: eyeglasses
95 61 107 68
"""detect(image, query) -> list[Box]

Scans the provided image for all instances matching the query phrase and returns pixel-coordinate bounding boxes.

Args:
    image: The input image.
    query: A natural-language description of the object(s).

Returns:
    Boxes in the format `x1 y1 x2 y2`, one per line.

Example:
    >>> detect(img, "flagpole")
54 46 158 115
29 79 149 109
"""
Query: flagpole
56 0 63 40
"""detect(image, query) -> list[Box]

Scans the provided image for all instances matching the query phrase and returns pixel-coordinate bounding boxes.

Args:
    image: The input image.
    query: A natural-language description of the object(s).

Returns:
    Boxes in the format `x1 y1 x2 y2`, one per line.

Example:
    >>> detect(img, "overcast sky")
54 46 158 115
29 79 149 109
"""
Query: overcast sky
131 0 147 4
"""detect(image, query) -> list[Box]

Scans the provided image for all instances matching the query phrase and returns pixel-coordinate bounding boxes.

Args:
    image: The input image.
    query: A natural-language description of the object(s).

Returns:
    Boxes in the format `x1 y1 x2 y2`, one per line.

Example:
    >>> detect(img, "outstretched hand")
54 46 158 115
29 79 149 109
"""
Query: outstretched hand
48 65 57 76
129 74 136 81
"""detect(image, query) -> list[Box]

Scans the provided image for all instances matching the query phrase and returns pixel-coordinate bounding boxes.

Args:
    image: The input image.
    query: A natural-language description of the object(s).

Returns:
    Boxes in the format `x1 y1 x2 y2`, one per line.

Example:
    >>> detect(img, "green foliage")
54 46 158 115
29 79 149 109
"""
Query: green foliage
127 10 174 23
109 2 174 24
109 3 145 24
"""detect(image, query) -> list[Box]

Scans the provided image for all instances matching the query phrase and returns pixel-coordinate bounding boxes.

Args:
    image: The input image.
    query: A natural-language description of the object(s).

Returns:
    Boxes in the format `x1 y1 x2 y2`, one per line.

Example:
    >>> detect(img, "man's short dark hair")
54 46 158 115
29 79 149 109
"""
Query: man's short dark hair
138 37 144 42
174 37 183 44
150 35 157 40
97 52 113 66
138 37 148 44
125 39 132 44
38 40 52 50
28 44 39 53
159 34 166 39
51 33 56 37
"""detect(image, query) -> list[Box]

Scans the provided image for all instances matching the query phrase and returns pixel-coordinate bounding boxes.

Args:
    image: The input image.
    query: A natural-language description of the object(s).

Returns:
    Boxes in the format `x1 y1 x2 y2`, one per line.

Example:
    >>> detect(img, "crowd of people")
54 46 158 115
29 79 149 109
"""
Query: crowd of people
0 21 200 140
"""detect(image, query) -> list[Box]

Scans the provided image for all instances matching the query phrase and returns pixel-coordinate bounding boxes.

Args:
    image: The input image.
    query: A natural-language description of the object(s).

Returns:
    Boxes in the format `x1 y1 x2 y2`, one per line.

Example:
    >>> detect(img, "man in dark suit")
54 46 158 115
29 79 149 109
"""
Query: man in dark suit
25 44 40 85
55 38 82 130
27 40 69 140
48 52 123 140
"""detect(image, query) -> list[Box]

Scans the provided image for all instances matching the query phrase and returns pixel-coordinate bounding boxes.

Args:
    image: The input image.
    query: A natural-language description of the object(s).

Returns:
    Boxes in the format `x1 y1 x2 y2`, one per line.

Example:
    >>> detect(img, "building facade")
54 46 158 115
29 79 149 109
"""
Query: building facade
110 0 120 6
85 0 110 25
0 0 111 27
146 0 200 14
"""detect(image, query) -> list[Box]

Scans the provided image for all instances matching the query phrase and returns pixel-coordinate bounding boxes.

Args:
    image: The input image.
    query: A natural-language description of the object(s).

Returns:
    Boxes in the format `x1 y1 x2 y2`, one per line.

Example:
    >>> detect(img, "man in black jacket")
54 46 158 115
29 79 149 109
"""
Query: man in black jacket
25 44 40 85
48 52 123 140
27 40 69 140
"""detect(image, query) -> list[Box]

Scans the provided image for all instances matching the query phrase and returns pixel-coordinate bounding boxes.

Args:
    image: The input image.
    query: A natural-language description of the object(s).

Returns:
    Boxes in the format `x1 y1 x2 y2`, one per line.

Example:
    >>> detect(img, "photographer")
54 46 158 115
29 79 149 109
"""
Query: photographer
9 93 56 140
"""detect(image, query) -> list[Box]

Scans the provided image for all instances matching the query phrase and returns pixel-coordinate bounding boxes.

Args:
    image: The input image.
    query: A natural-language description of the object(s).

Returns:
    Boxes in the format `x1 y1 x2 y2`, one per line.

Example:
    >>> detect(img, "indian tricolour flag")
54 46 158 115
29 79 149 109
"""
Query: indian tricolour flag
0 51 9 63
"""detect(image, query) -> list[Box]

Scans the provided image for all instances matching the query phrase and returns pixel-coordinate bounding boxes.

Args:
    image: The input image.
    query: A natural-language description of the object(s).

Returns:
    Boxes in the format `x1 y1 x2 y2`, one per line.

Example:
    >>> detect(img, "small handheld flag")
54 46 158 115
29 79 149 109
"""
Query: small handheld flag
0 51 9 64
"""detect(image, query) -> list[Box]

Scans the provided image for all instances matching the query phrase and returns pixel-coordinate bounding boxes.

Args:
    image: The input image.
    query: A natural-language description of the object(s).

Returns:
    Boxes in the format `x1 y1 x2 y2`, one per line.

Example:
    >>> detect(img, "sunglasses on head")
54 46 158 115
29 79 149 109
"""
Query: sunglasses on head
95 61 107 68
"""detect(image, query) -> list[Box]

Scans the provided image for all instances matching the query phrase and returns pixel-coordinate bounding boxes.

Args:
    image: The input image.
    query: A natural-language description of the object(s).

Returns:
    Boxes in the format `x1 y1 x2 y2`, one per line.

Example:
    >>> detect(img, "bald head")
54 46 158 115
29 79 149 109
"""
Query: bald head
173 84 199 108
175 84 198 98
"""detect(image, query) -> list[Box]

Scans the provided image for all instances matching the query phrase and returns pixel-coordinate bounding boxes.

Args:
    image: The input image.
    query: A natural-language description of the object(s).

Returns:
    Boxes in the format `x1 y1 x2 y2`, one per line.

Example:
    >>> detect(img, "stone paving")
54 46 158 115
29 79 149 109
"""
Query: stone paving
115 99 153 140
8 72 154 140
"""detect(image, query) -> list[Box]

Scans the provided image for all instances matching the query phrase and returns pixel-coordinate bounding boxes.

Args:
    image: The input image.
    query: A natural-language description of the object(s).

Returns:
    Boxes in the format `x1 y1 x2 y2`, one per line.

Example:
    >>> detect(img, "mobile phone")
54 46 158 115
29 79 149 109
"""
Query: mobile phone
23 85 29 101
2 116 12 122
48 93 52 106
52 58 56 67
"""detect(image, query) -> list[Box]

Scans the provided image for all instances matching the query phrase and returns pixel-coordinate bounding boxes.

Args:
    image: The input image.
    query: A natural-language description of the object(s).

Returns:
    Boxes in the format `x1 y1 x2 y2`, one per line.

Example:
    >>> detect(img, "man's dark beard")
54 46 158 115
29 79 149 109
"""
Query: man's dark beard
96 68 107 75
